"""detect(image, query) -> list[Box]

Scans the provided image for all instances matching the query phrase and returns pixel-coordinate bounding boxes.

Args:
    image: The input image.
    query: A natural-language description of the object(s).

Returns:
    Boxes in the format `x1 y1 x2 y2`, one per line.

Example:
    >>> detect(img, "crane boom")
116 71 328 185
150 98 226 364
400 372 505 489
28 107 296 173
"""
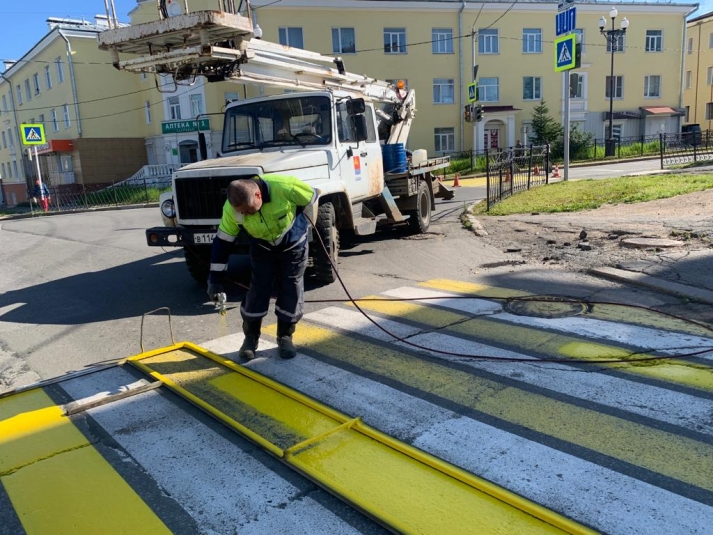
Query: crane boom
97 8 415 144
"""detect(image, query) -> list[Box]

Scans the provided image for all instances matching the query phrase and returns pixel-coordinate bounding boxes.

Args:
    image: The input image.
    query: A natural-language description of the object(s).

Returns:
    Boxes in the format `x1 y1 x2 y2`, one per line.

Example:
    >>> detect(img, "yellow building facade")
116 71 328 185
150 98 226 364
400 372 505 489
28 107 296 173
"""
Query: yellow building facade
0 16 147 206
683 11 713 129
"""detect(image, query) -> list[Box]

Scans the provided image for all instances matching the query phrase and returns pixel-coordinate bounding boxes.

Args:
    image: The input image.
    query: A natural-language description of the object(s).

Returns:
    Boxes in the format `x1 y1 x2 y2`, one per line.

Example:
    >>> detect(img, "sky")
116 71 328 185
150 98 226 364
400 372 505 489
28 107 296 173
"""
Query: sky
1 0 712 63
0 0 137 63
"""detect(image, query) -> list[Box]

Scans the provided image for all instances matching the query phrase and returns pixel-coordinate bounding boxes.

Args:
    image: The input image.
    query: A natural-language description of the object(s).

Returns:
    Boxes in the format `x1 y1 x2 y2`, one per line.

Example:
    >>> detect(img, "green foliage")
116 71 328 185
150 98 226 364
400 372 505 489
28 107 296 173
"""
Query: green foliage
530 101 563 146
552 125 594 160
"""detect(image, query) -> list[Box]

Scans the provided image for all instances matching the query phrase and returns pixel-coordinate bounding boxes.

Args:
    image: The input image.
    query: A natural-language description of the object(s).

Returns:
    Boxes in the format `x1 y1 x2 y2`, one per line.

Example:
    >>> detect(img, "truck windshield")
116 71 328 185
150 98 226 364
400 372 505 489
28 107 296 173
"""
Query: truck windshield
222 95 332 152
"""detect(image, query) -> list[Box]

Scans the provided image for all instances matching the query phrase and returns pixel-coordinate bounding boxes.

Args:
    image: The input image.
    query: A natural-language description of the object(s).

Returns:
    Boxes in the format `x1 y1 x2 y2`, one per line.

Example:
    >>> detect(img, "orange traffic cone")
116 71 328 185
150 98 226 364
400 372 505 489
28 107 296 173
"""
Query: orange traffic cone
453 173 461 187
552 164 560 178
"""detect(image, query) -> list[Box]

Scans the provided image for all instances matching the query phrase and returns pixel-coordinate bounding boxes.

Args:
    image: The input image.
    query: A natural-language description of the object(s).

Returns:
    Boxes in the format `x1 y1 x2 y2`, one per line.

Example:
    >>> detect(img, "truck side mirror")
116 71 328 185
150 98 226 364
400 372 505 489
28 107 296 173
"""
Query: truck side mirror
347 98 366 115
198 132 207 161
352 115 368 142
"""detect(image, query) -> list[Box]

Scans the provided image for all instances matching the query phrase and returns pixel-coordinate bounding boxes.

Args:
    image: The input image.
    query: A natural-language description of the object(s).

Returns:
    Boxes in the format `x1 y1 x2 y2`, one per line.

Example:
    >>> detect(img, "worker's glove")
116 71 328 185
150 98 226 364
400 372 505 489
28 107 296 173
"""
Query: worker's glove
207 282 225 304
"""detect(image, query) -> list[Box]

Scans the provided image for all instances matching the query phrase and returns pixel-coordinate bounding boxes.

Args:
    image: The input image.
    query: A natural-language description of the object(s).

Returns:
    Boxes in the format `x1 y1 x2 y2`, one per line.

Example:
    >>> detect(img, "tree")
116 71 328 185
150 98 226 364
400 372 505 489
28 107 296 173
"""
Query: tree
530 101 563 146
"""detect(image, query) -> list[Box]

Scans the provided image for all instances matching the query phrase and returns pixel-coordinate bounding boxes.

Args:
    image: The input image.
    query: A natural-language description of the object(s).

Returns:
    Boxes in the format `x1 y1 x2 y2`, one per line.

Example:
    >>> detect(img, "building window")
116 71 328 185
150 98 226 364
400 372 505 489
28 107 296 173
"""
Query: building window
644 75 661 98
605 76 623 99
16 85 22 105
522 29 542 53
56 58 65 83
607 34 625 52
51 109 59 131
685 106 690 122
140 73 148 81
708 67 713 85
38 114 44 128
523 76 542 100
189 94 204 117
433 78 455 104
7 129 12 147
384 28 406 54
686 70 692 89
62 104 71 128
225 92 240 104
688 37 693 54
477 77 499 102
432 28 453 54
605 124 622 141
571 74 584 99
168 96 181 120
24 80 32 101
0 164 4 179
1 132 6 149
478 29 499 54
33 73 41 95
43 66 52 91
145 101 152 124
13 161 18 178
707 103 713 121
1 94 6 113
332 28 356 54
278 27 304 49
434 128 455 153
645 30 662 52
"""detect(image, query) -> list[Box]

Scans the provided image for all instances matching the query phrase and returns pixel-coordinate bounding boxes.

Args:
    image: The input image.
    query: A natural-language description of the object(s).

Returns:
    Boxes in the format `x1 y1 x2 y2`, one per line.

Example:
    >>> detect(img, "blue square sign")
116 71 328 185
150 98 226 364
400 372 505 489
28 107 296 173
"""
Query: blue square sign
554 34 576 72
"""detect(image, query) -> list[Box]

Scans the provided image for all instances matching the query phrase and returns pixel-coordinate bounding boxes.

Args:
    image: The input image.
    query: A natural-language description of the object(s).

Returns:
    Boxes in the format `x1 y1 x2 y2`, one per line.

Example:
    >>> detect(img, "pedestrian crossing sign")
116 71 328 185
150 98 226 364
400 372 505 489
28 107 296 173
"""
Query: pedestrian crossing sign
554 34 576 72
468 82 478 103
21 124 46 145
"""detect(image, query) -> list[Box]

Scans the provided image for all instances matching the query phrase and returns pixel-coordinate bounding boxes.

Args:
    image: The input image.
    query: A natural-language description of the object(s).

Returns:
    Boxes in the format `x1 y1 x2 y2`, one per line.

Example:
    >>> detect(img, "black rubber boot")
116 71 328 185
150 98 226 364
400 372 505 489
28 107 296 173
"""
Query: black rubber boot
276 322 297 360
238 320 261 360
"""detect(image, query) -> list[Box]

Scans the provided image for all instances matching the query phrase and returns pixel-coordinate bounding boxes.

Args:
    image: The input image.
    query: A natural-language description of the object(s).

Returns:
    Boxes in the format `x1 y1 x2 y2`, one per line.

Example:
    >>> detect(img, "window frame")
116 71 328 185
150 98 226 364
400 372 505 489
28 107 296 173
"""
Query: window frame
56 58 65 83
434 127 455 153
708 67 713 85
432 78 455 104
168 96 181 120
605 75 624 99
644 75 661 98
16 85 22 105
606 34 625 53
44 65 52 90
688 37 693 54
645 30 663 52
522 29 542 54
706 102 713 121
33 73 41 95
145 101 152 124
24 80 32 101
477 77 499 102
278 27 304 49
432 28 454 54
332 27 356 54
189 93 204 117
478 29 499 54
522 76 542 100
384 28 407 54
1 95 7 114
51 109 59 132
686 70 692 90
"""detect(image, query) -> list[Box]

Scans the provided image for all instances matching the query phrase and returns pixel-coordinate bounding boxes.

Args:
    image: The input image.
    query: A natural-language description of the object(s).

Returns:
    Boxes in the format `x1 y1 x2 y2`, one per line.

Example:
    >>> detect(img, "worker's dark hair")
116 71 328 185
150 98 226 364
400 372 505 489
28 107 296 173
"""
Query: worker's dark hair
228 178 259 207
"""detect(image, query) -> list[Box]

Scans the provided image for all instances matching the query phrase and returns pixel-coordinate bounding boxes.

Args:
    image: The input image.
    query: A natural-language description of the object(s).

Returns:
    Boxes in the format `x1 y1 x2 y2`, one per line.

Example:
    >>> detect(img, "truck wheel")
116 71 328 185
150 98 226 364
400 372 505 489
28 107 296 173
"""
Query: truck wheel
406 180 431 234
313 202 339 283
184 246 211 283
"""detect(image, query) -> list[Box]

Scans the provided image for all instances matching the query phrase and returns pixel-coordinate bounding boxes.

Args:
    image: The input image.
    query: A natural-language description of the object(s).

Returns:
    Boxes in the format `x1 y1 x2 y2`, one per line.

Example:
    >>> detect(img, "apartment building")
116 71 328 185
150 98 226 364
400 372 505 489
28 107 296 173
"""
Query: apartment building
0 16 147 206
683 10 713 129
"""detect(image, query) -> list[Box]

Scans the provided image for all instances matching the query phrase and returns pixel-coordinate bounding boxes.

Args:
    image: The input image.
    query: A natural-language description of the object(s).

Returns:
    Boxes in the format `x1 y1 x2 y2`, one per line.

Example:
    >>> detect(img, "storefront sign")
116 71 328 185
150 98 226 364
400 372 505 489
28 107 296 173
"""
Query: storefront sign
161 118 210 134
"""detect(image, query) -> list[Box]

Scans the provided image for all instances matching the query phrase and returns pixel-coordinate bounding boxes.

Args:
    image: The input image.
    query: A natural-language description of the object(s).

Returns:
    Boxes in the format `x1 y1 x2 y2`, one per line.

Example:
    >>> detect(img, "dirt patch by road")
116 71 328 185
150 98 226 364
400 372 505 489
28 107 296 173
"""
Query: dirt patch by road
470 189 713 276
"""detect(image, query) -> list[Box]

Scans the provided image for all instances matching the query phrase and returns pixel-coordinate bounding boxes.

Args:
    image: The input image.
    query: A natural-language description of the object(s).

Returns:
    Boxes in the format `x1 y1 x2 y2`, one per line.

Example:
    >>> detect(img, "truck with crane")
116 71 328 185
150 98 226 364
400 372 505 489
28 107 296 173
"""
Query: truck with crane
97 1 454 283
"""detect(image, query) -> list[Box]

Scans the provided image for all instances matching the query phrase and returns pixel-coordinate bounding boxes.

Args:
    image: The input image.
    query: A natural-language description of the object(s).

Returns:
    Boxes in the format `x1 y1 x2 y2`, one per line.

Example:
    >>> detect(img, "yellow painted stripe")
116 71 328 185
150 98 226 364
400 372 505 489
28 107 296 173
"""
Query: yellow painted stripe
130 343 594 535
420 278 713 338
276 322 713 492
0 389 171 535
356 294 713 392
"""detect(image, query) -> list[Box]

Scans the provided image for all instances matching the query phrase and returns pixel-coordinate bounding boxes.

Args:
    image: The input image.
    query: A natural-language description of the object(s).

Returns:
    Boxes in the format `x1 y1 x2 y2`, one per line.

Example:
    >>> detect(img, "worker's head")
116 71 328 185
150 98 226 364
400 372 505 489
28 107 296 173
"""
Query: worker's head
228 178 262 215
35 179 41 185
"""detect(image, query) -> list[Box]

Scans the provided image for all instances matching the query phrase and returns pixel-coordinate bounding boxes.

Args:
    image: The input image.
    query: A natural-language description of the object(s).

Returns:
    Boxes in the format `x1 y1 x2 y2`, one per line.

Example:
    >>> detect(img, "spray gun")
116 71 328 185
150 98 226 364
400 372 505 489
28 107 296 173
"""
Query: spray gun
215 292 227 316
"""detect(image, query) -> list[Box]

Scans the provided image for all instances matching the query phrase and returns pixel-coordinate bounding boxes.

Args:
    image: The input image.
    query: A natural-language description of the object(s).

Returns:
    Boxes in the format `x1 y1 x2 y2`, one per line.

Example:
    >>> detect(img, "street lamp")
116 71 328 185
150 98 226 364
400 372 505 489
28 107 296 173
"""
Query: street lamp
599 8 629 157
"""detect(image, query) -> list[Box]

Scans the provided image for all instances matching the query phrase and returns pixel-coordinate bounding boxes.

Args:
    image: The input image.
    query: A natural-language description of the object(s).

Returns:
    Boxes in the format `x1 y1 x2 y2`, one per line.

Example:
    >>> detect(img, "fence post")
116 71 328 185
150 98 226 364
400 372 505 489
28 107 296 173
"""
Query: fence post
617 139 621 159
593 138 597 160
144 175 150 204
486 149 490 211
527 143 533 189
694 141 698 163
545 144 550 185
82 184 89 209
113 182 118 206
498 153 503 202
470 149 474 172
640 135 644 156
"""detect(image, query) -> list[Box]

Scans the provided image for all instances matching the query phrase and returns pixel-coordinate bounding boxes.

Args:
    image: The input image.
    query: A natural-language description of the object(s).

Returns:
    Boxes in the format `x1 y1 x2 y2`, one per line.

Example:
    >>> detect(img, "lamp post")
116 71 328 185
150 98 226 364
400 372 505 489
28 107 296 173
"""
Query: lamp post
599 9 629 157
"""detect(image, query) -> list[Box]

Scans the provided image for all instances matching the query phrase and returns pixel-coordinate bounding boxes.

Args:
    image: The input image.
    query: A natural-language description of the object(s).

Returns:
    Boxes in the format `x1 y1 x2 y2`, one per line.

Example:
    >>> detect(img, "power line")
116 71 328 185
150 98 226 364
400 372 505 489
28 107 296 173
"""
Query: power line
1 86 156 115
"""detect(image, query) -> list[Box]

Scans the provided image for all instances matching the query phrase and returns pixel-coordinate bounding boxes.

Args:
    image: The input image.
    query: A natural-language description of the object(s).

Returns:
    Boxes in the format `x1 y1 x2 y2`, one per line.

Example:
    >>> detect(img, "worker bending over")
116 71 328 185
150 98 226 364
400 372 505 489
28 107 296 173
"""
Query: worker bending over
208 175 318 360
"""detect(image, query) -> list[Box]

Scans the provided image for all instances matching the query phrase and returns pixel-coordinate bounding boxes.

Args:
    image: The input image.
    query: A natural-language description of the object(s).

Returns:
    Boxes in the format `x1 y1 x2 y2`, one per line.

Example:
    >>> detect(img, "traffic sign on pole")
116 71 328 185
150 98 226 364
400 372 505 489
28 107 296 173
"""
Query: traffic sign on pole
467 82 478 103
554 34 577 72
20 124 46 145
555 7 576 37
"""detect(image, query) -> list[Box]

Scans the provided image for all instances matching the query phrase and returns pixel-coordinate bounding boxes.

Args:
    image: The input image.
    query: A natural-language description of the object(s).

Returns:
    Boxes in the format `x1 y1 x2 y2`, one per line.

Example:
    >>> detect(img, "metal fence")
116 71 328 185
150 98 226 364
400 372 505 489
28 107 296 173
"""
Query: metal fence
29 175 172 214
486 144 550 210
659 131 713 168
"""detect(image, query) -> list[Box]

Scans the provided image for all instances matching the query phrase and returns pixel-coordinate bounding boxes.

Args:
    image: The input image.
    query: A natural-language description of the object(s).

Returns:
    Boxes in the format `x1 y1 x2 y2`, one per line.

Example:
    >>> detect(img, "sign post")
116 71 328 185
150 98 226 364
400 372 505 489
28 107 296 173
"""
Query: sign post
554 6 577 181
20 124 47 207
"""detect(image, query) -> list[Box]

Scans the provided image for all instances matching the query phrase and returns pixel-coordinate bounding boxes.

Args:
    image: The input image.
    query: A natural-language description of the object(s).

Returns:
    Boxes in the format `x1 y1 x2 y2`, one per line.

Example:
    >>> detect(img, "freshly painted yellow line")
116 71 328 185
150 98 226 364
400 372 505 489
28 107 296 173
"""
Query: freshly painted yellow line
366 291 713 392
129 342 594 535
420 278 713 338
284 323 713 493
0 389 170 535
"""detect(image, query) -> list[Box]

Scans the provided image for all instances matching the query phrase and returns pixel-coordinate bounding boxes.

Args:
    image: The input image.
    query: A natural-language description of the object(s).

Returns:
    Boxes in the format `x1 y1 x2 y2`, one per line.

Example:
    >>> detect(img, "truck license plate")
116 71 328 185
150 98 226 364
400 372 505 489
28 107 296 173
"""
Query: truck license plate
193 233 216 244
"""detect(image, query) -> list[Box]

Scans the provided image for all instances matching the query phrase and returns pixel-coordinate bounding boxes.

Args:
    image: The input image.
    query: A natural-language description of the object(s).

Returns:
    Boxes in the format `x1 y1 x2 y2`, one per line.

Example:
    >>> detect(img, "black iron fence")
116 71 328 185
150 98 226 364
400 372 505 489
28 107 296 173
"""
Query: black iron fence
486 144 550 210
27 175 172 214
659 131 713 168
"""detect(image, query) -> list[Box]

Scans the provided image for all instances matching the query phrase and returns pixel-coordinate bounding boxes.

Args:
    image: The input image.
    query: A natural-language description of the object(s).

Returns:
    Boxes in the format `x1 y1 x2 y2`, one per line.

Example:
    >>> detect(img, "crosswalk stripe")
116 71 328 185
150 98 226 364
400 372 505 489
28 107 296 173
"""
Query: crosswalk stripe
0 389 171 534
304 306 713 438
260 321 713 498
353 292 713 393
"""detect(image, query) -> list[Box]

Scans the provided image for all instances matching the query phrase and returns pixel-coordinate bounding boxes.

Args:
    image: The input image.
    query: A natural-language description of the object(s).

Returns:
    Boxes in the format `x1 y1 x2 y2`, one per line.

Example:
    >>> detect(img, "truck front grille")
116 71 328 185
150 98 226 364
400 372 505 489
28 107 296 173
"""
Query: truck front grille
175 175 237 220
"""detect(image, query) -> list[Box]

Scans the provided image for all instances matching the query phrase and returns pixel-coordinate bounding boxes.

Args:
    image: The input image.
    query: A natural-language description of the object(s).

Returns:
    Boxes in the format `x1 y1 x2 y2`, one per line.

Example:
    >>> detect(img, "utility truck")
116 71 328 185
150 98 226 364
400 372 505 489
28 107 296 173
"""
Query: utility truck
97 1 453 283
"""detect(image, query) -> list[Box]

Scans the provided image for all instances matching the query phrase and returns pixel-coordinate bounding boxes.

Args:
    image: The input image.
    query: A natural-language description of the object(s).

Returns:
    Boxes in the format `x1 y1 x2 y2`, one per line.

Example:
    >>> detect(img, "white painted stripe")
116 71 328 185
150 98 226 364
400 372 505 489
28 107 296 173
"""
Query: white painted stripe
382 287 713 355
60 365 369 535
202 336 713 535
305 307 713 437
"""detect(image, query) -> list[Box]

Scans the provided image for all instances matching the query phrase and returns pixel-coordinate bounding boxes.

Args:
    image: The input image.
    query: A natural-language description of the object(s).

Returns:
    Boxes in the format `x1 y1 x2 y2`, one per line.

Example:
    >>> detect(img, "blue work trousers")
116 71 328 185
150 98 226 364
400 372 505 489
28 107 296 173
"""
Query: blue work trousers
240 240 308 325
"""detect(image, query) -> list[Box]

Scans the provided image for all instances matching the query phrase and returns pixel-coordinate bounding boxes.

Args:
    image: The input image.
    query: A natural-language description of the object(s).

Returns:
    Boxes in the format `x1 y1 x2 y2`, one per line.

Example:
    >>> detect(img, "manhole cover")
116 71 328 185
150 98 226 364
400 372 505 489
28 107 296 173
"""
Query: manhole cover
505 296 588 319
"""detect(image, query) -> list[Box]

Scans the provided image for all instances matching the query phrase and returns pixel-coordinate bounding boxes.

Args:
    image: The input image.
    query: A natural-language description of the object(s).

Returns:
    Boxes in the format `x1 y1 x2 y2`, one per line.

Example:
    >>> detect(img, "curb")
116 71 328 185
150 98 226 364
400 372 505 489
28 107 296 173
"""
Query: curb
0 203 159 221
588 266 713 305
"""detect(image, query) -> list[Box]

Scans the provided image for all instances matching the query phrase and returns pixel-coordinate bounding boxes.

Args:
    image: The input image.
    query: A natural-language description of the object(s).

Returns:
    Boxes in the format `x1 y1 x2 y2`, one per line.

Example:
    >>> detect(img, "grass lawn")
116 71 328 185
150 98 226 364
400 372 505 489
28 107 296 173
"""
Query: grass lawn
474 173 713 216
